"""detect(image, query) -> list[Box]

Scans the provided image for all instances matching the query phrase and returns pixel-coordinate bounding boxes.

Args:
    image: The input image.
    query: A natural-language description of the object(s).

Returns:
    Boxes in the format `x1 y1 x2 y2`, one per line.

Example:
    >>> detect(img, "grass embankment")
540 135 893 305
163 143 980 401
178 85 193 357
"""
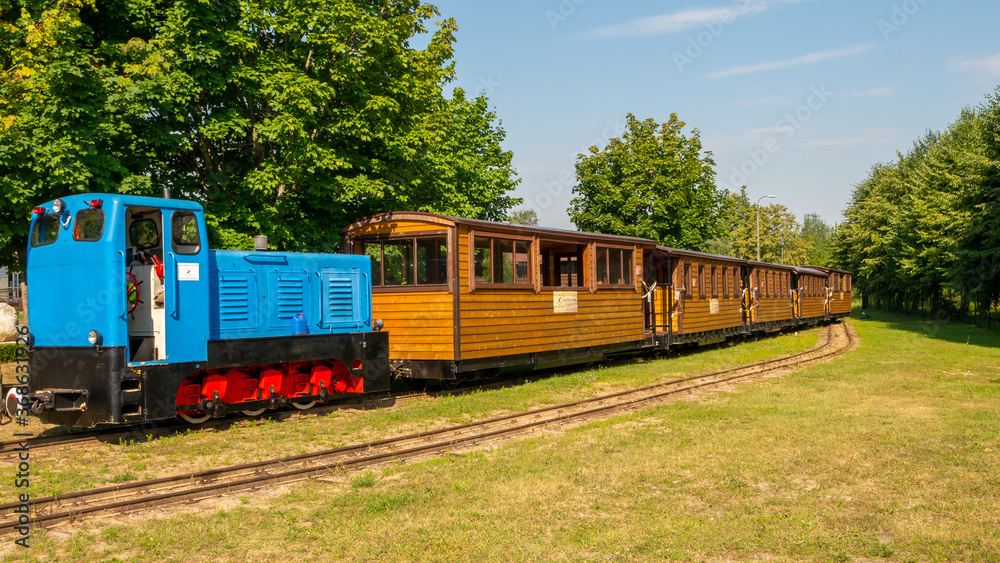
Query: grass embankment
5 317 1000 562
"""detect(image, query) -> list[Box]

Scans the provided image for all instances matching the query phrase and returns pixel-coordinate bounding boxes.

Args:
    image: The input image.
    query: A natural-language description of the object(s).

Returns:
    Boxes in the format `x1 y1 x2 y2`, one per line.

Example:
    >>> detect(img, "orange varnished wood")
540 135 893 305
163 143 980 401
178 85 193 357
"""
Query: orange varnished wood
372 292 455 361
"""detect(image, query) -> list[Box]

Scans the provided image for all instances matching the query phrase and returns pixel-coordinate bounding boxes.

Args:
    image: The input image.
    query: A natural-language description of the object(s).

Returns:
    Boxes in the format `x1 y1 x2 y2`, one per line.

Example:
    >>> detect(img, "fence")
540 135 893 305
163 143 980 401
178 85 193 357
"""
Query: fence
1 286 21 306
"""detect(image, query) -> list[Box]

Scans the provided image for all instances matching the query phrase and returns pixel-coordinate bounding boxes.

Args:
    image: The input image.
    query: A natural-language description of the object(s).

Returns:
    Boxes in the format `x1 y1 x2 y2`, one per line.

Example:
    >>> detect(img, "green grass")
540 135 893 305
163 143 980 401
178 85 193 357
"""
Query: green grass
0 343 17 364
1 329 821 492
7 318 1000 562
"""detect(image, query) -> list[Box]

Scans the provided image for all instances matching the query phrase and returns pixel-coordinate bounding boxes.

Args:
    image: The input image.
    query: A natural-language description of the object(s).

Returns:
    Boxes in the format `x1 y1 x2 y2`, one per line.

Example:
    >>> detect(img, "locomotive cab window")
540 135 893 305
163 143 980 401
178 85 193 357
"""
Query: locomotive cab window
30 214 61 247
171 212 201 255
73 208 105 242
130 219 160 250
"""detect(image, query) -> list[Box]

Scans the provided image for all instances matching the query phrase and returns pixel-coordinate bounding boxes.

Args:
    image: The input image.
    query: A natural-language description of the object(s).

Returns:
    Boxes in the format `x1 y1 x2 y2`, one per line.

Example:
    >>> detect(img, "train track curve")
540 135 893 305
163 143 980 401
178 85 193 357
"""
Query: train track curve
0 322 854 533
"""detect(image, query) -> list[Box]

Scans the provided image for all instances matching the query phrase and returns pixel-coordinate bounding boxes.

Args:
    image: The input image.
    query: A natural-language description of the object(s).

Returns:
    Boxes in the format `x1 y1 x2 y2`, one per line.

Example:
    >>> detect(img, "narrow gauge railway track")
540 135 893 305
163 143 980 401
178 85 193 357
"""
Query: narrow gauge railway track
0 365 586 458
0 391 420 459
0 324 834 458
0 322 853 534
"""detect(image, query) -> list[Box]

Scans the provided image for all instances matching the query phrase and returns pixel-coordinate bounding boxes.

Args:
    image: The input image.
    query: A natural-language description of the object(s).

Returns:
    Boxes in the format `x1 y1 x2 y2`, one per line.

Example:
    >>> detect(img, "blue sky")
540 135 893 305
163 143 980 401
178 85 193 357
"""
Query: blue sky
426 0 1000 230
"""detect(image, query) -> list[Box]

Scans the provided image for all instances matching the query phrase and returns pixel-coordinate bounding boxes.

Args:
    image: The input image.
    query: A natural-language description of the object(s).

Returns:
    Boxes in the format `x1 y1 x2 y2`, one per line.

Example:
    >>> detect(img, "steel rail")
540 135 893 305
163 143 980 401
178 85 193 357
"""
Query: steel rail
0 322 853 533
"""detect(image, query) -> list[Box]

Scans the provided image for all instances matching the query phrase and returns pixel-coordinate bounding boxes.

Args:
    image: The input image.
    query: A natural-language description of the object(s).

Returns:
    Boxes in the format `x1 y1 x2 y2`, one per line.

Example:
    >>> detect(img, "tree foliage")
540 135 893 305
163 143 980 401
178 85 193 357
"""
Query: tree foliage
0 0 520 267
728 201 808 265
569 113 725 250
506 208 538 226
800 213 833 266
704 186 831 266
833 88 1000 318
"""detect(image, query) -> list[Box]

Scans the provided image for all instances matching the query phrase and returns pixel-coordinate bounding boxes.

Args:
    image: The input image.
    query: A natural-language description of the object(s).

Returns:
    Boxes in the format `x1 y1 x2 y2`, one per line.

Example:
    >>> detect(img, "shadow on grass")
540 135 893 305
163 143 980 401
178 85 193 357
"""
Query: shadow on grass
853 306 1000 349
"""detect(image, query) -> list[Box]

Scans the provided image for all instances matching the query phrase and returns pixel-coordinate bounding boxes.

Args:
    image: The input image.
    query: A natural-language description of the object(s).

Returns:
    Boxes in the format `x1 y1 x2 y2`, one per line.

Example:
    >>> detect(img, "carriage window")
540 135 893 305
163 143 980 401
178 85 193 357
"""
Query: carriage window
683 262 691 293
357 241 383 287
595 247 633 286
356 237 448 288
698 264 705 299
416 237 448 285
474 236 531 287
383 240 415 286
722 267 728 299
130 219 160 250
474 238 493 284
734 269 741 299
30 215 61 247
171 212 201 255
73 208 105 242
711 265 718 298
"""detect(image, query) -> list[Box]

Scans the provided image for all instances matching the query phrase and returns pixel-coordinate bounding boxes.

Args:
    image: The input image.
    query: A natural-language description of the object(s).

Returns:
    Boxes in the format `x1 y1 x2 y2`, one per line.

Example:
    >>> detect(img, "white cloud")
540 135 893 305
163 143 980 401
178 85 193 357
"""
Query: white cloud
726 94 794 108
841 86 895 98
591 0 806 39
704 43 877 79
705 126 788 153
948 52 1000 77
799 130 896 151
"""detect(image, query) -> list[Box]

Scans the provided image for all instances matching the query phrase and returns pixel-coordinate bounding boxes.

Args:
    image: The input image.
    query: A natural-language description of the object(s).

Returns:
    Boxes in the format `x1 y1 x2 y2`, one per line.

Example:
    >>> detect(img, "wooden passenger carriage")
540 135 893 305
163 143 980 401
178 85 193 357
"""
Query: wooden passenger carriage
645 247 749 345
793 266 829 325
344 212 658 378
802 266 853 318
747 262 797 331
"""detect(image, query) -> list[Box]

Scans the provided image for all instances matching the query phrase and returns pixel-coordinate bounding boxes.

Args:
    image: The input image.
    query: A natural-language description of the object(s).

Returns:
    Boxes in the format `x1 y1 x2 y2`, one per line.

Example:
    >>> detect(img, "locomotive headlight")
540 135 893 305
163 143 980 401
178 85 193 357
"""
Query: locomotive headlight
52 198 66 214
88 330 102 346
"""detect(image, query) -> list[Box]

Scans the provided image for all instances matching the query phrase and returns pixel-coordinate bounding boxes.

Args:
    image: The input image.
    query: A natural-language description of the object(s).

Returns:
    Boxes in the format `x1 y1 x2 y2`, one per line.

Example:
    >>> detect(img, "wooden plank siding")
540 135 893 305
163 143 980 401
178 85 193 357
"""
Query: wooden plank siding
755 297 795 323
349 217 457 361
347 213 657 368
346 212 852 372
673 257 743 334
798 296 826 320
459 291 643 359
830 291 852 315
457 224 646 360
677 298 743 334
671 253 746 335
373 292 454 360
797 274 828 320
750 265 795 323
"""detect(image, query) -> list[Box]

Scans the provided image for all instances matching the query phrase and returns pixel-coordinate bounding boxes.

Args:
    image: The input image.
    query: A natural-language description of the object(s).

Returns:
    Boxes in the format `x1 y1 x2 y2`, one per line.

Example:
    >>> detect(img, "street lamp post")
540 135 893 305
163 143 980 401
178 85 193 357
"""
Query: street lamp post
756 195 776 262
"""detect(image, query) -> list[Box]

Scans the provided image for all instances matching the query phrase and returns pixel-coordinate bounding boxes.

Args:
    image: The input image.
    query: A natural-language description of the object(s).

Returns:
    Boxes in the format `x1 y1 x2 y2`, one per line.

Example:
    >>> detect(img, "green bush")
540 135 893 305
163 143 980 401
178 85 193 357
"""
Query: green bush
0 343 18 363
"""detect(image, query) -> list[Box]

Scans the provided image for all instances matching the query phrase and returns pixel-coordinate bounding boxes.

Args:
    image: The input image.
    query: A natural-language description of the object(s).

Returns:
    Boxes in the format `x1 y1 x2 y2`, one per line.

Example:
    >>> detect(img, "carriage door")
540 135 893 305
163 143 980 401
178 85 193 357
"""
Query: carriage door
675 261 688 333
792 273 801 319
742 266 753 324
163 210 210 364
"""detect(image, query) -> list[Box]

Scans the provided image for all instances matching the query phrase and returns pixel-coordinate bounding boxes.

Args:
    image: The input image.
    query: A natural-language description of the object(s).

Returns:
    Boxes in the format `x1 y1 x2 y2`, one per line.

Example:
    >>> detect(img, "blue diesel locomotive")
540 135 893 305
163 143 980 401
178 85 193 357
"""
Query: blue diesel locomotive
25 194 389 426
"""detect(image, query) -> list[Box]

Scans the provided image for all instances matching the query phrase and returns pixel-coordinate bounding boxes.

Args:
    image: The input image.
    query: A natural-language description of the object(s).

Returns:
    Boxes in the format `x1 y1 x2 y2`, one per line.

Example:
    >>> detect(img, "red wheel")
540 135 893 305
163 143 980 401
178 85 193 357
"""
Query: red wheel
126 272 141 314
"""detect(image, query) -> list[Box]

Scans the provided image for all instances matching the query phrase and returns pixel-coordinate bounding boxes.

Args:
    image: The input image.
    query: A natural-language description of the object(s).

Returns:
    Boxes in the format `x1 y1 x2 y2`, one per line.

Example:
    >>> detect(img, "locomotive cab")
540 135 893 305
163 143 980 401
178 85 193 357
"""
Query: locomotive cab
26 195 210 426
27 194 389 427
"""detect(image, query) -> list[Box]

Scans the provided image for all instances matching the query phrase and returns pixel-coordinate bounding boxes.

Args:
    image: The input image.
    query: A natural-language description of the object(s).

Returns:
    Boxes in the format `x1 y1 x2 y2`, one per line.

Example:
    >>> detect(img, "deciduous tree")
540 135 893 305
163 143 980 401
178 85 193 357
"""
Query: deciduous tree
569 113 725 250
0 0 520 267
